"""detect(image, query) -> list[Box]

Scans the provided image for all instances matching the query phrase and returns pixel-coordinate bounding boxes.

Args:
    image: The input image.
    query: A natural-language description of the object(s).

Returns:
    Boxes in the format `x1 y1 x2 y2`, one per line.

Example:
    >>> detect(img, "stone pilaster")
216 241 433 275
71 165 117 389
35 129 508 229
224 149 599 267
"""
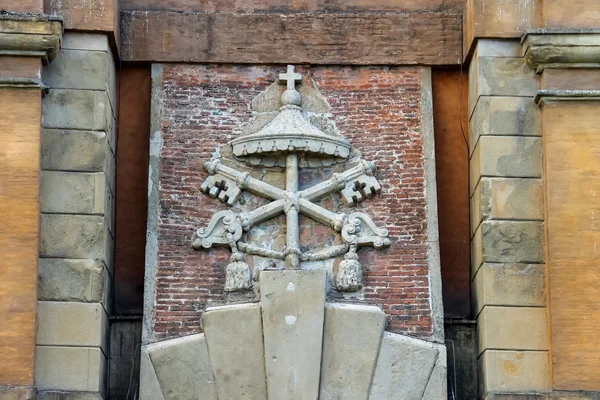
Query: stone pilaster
0 12 61 399
35 33 116 399
523 30 600 394
469 39 551 399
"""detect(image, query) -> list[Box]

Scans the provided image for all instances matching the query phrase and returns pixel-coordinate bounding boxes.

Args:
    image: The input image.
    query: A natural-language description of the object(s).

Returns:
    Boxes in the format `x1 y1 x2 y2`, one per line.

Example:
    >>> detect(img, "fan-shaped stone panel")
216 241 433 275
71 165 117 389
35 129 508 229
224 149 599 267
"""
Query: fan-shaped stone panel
140 270 447 400
319 304 386 400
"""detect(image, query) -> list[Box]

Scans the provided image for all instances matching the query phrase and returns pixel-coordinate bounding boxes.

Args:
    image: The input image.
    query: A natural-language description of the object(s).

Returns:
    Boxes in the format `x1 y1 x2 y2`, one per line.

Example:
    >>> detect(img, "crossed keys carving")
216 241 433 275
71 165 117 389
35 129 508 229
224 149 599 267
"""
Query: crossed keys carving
191 65 391 292
192 157 391 292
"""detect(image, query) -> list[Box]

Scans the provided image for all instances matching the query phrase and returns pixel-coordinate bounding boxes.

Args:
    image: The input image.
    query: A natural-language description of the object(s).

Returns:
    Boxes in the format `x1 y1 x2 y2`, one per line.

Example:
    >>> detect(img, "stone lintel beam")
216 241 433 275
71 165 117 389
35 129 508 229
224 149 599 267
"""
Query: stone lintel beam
0 12 62 65
523 29 600 72
120 10 462 65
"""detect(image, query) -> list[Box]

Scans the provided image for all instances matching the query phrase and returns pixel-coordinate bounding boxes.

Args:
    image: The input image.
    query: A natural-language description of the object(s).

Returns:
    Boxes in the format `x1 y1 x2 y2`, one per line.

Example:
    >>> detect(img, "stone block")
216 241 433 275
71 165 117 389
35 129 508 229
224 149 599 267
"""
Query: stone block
478 306 548 354
62 33 110 52
470 96 541 153
40 214 105 259
369 332 442 399
319 304 386 400
478 350 551 395
146 334 217 400
472 221 544 276
260 269 326 400
38 258 106 303
43 89 109 131
476 40 523 58
470 136 542 193
41 171 106 214
139 349 165 400
488 178 543 221
469 55 539 117
36 302 108 353
473 263 546 316
41 129 106 172
35 346 107 393
471 178 544 235
44 49 109 92
202 304 266 399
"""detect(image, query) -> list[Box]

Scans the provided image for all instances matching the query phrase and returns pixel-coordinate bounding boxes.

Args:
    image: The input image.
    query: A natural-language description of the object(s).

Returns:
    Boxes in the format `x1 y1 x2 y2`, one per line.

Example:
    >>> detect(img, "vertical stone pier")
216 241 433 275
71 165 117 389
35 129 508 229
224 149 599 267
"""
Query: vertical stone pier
468 39 550 397
35 32 117 398
0 13 61 399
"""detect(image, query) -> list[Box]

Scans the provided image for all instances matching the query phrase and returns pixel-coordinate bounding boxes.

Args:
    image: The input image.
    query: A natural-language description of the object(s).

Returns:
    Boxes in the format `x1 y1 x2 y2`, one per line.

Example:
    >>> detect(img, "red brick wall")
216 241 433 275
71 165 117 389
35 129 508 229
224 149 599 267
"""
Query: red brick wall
153 65 432 340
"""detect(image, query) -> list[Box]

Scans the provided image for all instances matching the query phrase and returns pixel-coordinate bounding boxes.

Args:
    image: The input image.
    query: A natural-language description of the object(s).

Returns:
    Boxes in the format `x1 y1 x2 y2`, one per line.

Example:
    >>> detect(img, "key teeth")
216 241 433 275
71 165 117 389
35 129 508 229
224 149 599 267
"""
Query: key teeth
340 175 381 205
200 175 242 206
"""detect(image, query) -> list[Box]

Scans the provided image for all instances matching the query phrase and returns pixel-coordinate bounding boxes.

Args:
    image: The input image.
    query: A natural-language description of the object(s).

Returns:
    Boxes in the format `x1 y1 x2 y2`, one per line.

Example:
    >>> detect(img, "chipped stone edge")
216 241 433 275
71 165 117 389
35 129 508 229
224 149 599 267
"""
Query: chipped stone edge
420 67 445 344
142 63 164 345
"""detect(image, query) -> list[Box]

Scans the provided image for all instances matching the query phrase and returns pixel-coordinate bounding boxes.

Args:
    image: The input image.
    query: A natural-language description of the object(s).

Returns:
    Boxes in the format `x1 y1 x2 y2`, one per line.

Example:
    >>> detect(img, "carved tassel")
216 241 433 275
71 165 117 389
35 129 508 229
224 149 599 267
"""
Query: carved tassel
224 252 252 292
336 246 363 292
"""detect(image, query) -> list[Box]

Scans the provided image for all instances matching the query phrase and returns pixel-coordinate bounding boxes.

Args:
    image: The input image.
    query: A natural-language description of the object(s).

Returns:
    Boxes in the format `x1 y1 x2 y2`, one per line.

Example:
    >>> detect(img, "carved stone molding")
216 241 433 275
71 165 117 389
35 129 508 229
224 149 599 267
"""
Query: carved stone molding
534 89 600 106
0 12 62 64
523 29 600 72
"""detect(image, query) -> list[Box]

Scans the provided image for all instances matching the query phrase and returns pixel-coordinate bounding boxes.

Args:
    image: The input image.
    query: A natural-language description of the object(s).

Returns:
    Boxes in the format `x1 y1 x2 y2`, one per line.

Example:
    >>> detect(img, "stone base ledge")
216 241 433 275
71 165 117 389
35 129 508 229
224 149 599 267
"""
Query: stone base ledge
0 386 35 400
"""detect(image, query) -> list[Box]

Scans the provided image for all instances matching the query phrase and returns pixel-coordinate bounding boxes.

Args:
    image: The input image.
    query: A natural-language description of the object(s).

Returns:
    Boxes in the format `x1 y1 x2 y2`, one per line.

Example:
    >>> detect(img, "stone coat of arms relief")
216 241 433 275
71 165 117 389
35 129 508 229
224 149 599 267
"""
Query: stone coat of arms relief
191 65 391 292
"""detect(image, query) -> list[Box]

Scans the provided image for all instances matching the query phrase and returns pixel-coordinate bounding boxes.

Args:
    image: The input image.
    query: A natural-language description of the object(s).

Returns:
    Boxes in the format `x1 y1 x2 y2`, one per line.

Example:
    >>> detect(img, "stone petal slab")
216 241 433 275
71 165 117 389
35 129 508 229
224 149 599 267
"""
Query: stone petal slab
319 303 386 400
422 345 448 400
260 269 326 400
369 332 441 400
139 349 164 400
202 304 267 400
146 334 217 400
